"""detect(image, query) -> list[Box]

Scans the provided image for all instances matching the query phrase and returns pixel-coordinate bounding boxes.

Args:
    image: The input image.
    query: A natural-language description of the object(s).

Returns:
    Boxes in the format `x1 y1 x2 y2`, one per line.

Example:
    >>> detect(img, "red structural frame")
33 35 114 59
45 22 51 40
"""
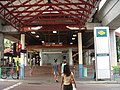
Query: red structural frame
0 0 99 31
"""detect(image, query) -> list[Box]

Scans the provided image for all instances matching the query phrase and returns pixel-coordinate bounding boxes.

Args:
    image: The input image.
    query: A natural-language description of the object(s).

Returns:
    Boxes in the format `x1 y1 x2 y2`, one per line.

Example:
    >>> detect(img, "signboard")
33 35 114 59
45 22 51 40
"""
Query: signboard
94 27 111 80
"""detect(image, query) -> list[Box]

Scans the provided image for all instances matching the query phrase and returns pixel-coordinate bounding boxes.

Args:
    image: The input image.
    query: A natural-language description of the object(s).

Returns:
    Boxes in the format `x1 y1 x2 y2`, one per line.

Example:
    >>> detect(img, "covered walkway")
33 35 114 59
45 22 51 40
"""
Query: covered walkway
0 0 120 81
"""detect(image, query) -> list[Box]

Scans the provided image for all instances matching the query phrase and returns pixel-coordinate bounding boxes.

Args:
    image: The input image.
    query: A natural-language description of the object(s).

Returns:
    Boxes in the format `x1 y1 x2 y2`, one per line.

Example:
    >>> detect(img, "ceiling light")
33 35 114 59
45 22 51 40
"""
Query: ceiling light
66 26 80 30
36 35 39 38
42 11 59 14
59 42 62 45
53 31 57 33
70 42 73 45
72 38 75 40
73 34 77 37
42 52 62 54
31 26 42 30
80 27 85 30
52 43 55 44
42 8 59 14
42 41 45 43
31 31 36 34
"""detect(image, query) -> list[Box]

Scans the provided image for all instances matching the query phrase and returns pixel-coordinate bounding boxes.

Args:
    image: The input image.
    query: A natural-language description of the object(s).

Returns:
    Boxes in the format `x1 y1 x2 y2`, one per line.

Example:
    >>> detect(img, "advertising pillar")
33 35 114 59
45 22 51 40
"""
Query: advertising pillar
94 27 111 80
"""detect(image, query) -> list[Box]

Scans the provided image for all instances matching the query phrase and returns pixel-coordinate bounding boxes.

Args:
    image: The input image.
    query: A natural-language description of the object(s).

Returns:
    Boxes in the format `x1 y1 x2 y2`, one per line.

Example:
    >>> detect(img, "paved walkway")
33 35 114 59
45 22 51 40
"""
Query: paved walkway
1 73 120 84
18 74 120 84
0 74 120 90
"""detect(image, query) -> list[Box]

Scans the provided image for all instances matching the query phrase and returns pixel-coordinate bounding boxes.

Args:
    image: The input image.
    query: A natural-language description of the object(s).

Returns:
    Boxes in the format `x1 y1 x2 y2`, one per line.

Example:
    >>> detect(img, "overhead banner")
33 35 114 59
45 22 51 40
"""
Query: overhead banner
94 27 111 80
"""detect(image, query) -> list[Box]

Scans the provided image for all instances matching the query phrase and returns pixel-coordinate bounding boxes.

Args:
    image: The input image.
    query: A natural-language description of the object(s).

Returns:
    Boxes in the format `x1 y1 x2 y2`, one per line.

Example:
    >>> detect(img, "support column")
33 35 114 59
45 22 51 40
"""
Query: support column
78 32 83 78
39 49 42 66
20 34 25 79
69 48 73 66
24 53 27 66
0 33 4 60
110 30 117 66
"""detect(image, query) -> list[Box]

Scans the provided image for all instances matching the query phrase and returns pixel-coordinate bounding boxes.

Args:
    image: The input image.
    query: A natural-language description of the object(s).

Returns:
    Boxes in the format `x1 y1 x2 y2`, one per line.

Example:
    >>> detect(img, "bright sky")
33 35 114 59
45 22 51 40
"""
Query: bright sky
99 0 107 10
115 27 120 33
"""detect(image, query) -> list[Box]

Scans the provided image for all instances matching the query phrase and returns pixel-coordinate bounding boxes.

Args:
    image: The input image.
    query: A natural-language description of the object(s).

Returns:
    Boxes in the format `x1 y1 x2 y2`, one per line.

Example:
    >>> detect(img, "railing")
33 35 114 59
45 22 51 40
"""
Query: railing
112 67 120 80
70 65 95 80
0 66 19 79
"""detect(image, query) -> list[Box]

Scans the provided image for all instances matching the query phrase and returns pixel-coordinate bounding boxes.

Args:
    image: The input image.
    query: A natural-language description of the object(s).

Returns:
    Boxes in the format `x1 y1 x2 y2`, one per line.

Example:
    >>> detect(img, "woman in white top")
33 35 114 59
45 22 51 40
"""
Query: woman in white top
61 64 76 90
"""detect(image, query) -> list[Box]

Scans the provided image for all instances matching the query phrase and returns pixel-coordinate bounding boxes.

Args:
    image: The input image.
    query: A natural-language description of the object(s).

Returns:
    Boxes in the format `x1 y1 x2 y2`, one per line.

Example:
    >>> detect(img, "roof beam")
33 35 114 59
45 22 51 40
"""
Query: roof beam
7 3 88 8
0 2 22 31
13 8 89 13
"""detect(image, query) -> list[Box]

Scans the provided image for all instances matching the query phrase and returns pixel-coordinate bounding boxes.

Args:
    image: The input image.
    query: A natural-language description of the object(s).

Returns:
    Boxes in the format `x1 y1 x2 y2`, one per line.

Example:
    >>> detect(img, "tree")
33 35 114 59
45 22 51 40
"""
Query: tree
116 36 120 62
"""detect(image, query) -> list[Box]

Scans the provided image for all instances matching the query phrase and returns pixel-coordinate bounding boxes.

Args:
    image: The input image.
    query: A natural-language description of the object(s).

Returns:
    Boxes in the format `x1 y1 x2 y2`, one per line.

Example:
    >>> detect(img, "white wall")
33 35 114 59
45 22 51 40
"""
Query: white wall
42 53 69 65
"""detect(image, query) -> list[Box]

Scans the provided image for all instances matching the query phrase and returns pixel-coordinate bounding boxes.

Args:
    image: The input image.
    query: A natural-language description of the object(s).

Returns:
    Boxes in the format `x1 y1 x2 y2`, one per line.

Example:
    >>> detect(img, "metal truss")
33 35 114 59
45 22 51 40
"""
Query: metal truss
0 0 100 31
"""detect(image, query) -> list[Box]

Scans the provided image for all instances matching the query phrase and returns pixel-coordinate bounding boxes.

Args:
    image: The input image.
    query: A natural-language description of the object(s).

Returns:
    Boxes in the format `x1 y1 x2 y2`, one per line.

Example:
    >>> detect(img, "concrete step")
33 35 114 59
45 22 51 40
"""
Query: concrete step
25 65 53 77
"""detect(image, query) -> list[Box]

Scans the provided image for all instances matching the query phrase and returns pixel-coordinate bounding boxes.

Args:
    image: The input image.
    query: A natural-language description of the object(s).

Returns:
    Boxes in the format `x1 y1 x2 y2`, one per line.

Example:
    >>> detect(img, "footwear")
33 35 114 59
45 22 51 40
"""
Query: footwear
56 80 58 83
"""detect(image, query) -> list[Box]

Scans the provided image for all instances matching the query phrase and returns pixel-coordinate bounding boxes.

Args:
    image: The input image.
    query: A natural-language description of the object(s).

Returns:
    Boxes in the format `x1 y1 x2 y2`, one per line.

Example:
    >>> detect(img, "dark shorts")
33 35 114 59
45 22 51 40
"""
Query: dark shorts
63 84 73 90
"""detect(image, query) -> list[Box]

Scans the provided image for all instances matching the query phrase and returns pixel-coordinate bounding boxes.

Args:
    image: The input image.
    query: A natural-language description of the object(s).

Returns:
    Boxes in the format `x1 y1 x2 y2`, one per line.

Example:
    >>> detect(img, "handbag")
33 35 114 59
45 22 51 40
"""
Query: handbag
72 84 77 90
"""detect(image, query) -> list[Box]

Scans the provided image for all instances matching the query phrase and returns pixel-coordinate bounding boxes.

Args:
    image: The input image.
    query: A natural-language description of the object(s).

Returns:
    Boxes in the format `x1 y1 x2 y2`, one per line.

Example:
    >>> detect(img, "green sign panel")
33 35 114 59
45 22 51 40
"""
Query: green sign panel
97 53 109 56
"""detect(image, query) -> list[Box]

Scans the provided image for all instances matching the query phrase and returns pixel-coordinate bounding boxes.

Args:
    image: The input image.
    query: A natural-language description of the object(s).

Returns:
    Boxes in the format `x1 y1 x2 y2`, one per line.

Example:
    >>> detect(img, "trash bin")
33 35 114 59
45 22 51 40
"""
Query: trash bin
83 67 87 77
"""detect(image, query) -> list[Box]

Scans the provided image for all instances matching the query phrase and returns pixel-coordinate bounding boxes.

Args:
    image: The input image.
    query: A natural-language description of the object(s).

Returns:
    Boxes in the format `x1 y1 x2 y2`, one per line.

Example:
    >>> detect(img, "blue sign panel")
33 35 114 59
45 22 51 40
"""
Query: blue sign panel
96 29 107 37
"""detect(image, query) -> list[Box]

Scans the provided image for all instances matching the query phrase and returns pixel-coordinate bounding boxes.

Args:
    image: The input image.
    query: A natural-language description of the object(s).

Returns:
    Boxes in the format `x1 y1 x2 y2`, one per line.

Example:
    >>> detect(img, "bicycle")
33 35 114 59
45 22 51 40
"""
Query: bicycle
1 67 18 79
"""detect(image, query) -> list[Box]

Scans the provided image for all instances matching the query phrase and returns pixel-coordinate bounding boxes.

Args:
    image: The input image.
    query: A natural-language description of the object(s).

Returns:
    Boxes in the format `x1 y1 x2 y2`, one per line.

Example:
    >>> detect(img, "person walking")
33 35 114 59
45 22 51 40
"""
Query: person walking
61 64 76 90
61 60 67 75
53 59 59 82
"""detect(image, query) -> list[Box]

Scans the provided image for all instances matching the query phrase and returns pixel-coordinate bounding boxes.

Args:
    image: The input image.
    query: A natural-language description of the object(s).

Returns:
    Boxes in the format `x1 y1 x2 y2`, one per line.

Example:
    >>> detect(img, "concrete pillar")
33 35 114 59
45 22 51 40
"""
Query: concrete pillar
24 53 27 66
29 52 32 67
110 30 117 66
78 32 83 78
20 34 25 79
0 33 4 60
69 48 73 66
39 49 42 66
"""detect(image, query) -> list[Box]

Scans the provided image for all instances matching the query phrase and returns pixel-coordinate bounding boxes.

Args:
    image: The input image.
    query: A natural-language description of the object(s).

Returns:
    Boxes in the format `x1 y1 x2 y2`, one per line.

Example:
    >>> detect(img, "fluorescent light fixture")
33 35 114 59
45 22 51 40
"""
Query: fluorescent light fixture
43 11 59 14
48 8 53 10
72 38 75 40
31 26 42 30
36 35 39 38
42 52 62 54
66 26 80 30
73 34 77 37
31 31 36 34
80 27 85 30
43 8 59 14
70 42 73 44
42 41 45 43
53 31 57 33
59 42 62 44
52 43 55 44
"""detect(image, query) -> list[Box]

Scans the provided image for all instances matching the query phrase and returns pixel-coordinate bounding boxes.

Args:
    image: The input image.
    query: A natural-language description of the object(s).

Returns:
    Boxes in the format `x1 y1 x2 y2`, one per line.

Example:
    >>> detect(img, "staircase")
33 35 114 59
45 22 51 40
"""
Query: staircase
25 65 53 77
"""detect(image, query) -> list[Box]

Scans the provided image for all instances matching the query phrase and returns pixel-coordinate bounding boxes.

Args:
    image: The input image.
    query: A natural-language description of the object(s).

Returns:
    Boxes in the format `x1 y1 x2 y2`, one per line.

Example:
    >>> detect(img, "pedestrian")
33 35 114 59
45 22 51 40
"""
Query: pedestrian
52 59 59 82
61 64 77 90
16 61 19 79
61 60 67 75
